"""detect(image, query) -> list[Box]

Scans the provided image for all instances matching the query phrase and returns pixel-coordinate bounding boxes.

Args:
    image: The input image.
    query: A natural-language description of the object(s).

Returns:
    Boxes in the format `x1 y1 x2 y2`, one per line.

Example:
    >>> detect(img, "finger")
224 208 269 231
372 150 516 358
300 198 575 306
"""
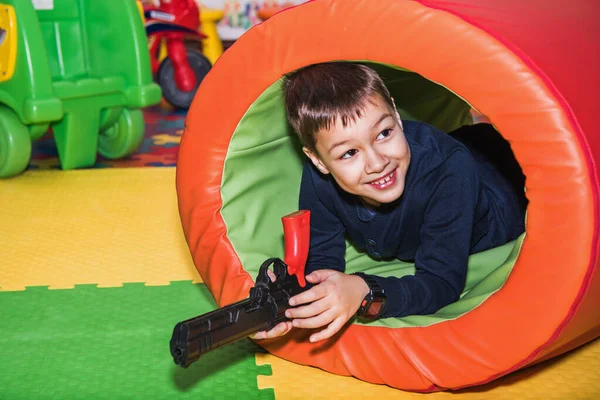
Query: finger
289 285 327 306
305 269 335 284
263 321 292 339
251 321 288 340
280 321 294 336
266 269 276 282
286 297 329 319
251 330 266 340
309 317 346 343
292 309 336 330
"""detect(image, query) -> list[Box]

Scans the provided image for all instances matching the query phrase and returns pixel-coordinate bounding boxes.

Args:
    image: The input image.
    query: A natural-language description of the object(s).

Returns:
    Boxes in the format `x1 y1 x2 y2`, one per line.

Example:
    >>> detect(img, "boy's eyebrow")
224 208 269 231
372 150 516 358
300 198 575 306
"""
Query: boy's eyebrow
328 140 350 155
373 113 393 128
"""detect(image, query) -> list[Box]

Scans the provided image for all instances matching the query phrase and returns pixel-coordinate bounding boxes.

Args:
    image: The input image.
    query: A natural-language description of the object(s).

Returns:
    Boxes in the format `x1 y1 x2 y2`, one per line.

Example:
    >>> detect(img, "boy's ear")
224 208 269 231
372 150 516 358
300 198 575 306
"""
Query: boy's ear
302 147 330 175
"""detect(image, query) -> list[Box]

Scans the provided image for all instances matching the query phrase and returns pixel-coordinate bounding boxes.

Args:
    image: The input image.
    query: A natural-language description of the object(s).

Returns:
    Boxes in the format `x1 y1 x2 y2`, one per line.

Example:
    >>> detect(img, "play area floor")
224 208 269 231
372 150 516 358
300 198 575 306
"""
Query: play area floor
1 106 599 399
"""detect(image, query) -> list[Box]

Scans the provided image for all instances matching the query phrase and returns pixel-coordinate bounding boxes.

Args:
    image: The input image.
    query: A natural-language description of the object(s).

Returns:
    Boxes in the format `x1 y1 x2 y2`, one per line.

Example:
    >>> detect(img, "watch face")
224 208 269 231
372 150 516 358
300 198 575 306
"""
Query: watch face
364 298 385 319
353 273 386 319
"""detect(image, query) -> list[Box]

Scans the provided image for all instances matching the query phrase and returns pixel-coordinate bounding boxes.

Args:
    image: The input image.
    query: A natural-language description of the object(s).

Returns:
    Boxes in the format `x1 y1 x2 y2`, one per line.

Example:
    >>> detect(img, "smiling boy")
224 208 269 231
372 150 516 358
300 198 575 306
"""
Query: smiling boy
253 62 527 343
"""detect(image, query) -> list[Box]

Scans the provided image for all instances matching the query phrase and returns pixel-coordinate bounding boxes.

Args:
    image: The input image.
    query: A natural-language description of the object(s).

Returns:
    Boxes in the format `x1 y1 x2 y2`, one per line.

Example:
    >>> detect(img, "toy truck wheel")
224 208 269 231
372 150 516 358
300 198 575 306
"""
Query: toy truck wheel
158 49 212 109
98 109 144 159
0 107 32 178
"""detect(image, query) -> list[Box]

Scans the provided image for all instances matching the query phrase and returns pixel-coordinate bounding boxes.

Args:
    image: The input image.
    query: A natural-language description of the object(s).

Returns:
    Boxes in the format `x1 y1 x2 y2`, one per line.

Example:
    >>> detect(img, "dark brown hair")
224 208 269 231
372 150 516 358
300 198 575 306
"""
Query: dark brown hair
283 62 394 154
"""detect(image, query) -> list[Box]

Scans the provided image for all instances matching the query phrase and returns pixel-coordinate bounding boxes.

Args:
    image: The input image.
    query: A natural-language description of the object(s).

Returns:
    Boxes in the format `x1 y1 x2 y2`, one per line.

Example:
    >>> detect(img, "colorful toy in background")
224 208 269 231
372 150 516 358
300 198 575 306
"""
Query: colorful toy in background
218 0 301 40
222 0 260 30
0 0 161 179
143 0 219 109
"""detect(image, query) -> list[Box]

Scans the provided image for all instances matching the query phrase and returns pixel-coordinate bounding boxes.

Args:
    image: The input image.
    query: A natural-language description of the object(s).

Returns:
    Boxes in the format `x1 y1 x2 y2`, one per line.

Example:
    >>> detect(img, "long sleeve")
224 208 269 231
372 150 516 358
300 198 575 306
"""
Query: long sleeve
370 149 479 318
299 162 347 274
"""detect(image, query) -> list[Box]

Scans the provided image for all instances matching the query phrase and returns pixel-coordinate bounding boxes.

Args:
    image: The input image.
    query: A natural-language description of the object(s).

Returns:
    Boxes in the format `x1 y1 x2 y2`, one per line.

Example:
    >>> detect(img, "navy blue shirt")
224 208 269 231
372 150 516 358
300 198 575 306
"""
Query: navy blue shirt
299 121 526 318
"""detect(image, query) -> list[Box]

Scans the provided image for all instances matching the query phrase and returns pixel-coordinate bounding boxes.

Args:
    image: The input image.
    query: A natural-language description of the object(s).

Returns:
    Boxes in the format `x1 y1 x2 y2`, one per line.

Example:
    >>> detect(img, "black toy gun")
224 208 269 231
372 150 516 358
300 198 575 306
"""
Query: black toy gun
170 210 310 368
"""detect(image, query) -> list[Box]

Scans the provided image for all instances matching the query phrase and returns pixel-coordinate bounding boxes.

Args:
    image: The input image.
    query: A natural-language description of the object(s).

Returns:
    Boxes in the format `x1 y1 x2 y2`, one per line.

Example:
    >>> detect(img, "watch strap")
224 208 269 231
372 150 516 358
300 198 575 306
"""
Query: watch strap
352 272 386 319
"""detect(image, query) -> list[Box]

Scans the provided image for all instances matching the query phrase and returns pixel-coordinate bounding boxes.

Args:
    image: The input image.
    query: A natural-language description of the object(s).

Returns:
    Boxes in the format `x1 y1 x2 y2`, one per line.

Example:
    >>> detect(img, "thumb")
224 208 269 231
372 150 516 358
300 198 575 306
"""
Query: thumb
305 269 335 283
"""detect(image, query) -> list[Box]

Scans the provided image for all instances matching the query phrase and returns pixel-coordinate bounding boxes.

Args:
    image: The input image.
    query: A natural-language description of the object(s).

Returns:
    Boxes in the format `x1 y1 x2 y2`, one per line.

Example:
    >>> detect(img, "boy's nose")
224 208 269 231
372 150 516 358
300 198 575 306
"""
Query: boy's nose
364 150 389 174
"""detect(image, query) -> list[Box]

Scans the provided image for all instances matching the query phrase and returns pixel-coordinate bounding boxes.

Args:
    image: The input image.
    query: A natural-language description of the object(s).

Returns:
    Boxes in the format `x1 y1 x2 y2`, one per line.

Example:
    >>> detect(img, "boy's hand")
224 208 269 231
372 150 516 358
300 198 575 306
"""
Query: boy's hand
285 270 370 343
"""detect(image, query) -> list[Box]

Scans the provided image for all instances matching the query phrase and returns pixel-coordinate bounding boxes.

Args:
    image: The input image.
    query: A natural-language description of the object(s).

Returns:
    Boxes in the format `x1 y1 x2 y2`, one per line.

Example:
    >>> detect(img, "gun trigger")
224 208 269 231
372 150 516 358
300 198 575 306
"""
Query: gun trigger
255 258 276 286
252 257 284 299
273 258 288 280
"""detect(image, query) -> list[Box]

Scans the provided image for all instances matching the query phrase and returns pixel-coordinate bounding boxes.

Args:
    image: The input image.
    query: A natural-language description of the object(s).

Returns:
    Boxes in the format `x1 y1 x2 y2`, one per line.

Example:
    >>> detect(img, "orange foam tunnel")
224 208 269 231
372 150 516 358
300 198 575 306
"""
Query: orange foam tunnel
176 0 600 391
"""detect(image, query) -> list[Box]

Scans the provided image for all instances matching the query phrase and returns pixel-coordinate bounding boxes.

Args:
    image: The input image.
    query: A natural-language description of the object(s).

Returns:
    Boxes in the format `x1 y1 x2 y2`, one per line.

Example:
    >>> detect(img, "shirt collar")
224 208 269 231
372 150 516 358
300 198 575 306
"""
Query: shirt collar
356 198 377 222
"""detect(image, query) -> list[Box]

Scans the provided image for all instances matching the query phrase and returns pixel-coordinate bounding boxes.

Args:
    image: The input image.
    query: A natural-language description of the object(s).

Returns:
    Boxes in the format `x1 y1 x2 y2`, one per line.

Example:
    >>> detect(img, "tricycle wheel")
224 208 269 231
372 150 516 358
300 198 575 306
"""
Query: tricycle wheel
98 109 144 159
158 49 212 109
0 107 32 178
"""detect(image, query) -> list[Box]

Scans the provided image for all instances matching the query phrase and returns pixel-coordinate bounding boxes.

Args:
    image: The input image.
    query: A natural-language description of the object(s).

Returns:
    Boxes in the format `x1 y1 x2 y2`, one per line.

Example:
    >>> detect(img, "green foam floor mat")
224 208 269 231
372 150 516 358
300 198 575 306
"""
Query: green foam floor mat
0 282 273 399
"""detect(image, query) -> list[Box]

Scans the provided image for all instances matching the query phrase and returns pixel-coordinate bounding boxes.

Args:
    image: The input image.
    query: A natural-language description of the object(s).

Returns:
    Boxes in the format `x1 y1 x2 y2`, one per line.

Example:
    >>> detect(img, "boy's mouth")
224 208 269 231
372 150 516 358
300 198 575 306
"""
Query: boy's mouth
367 170 396 190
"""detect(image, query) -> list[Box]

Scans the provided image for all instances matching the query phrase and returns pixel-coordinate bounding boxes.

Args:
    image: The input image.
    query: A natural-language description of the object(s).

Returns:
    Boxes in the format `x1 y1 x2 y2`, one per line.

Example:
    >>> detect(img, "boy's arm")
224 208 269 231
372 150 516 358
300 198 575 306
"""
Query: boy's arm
369 149 478 318
299 162 346 274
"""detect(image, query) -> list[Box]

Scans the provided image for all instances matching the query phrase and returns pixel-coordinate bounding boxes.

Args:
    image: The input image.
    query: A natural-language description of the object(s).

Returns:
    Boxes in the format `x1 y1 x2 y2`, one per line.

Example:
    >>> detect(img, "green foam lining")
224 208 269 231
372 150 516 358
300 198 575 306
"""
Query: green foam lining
221 63 524 327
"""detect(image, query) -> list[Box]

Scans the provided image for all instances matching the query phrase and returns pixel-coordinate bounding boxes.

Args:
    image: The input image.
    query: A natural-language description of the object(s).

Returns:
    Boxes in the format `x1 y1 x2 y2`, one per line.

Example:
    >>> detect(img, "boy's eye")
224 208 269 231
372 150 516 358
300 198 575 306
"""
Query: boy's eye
377 129 393 140
340 149 358 160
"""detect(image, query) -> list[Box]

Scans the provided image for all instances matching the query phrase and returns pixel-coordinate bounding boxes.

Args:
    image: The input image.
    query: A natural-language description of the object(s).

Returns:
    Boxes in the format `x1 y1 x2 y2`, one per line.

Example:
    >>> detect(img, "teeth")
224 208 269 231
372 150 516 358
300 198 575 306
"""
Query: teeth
373 174 392 185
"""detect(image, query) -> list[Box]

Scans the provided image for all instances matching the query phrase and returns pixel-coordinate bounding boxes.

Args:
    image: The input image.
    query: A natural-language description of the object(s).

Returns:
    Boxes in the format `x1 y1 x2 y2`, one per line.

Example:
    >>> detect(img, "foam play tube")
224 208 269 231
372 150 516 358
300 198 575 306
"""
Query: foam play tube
176 0 600 391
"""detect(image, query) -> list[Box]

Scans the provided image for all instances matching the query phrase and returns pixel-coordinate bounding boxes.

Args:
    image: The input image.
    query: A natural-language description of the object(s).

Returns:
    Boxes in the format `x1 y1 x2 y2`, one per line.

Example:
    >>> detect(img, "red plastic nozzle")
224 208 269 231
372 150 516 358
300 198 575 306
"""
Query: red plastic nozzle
282 210 310 287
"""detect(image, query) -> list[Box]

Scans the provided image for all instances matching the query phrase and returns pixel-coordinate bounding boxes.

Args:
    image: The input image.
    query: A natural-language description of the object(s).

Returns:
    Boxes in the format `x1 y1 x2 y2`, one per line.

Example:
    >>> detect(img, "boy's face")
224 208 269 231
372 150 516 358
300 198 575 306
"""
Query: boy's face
303 95 411 207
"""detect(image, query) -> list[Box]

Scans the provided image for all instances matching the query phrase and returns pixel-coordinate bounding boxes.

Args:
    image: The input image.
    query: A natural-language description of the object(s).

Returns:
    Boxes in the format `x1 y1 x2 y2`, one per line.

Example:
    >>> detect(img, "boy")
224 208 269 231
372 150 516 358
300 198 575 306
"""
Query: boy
253 62 527 343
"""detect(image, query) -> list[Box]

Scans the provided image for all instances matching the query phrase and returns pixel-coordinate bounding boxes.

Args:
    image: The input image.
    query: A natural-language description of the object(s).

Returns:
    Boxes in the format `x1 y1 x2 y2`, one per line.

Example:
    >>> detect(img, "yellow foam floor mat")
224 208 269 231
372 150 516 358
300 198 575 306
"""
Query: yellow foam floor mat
0 168 200 290
257 338 600 399
2 167 598 398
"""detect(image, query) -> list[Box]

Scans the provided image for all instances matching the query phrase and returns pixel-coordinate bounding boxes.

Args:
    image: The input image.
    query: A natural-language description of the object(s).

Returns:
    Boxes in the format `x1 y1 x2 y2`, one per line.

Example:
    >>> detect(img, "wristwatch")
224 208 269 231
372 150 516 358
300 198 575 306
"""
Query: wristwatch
352 272 386 319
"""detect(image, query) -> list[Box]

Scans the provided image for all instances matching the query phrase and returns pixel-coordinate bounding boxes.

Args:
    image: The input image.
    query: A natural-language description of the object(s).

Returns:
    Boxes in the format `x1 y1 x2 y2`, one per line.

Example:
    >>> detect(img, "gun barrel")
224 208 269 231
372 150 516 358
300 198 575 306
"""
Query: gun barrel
170 297 276 367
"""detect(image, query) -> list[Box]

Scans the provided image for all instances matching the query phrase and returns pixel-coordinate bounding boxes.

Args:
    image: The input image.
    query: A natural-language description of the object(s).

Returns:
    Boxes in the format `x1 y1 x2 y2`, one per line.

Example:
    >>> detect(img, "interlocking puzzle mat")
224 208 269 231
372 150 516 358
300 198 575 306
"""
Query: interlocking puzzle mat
0 168 199 291
0 282 273 399
2 151 599 399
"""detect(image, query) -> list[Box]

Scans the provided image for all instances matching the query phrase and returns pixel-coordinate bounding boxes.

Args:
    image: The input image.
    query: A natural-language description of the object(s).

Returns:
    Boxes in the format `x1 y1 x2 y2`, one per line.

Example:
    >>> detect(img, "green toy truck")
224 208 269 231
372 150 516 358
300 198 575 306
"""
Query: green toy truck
0 0 161 178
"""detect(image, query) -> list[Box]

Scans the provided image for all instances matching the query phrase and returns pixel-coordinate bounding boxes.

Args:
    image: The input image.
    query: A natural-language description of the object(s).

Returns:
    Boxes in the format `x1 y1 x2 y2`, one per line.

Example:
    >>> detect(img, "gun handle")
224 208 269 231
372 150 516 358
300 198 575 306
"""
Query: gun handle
282 210 310 287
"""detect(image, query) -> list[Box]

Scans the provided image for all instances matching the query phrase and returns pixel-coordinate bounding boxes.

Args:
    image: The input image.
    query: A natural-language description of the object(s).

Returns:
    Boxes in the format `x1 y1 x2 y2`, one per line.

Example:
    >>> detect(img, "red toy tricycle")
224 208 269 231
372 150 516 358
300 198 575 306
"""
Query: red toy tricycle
144 0 212 109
